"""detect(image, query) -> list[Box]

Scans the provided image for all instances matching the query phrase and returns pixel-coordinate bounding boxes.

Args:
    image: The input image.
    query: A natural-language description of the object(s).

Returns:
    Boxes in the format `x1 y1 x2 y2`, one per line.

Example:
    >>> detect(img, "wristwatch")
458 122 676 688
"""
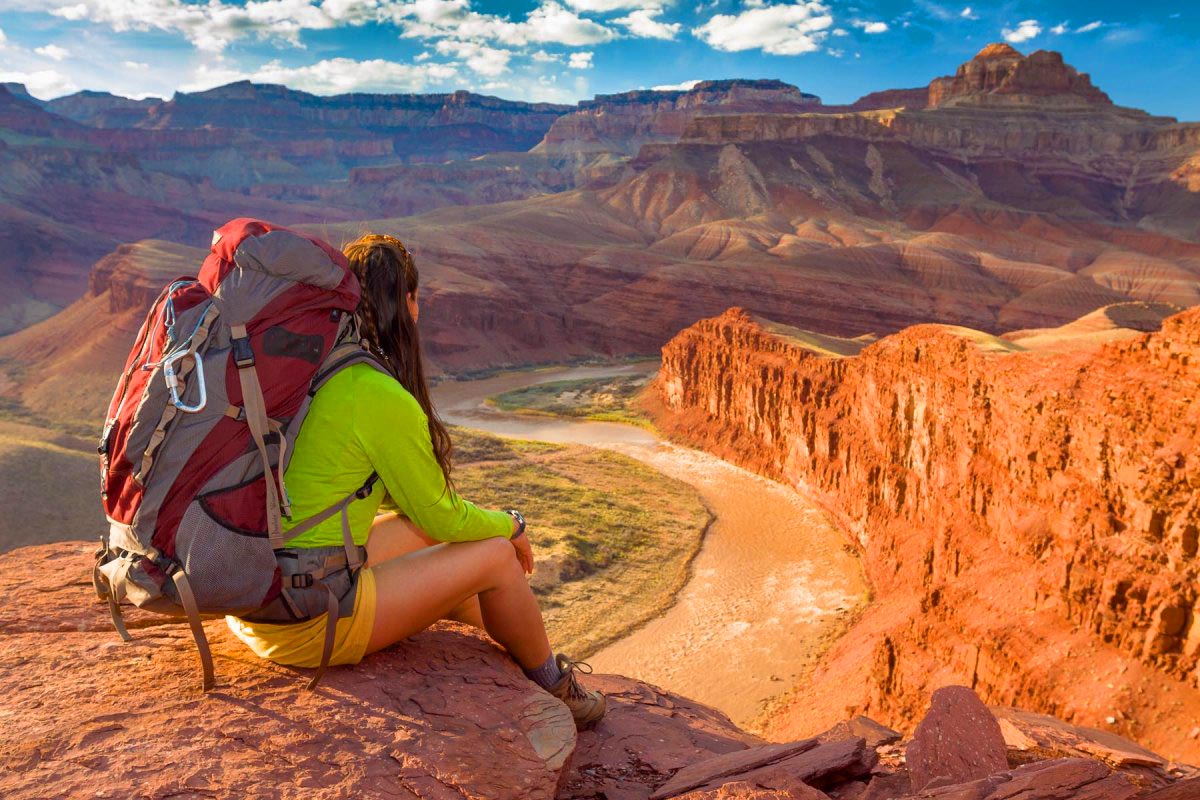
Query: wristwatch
506 509 526 538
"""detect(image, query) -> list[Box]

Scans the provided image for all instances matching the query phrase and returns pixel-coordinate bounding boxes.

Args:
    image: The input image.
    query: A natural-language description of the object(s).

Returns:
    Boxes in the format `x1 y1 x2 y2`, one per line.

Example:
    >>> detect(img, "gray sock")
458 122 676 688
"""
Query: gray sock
523 654 563 690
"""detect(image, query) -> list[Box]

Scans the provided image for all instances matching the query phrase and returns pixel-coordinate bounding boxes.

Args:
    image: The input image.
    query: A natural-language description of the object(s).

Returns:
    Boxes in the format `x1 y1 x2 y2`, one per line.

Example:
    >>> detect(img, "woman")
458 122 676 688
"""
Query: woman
225 233 606 729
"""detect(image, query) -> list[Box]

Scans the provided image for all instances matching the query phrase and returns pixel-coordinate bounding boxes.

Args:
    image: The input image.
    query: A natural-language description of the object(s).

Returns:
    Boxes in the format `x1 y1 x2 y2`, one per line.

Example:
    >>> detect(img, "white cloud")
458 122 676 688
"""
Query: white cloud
960 7 977 20
35 44 71 60
567 50 592 68
435 39 511 76
651 78 699 91
531 49 561 62
0 28 7 46
53 3 89 20
49 0 625 53
614 7 680 40
123 59 150 69
694 1 833 56
831 27 847 36
397 0 616 48
521 1 616 45
851 19 887 34
184 57 459 94
52 0 341 52
561 0 662 10
0 68 78 98
1001 19 1040 43
1051 19 1104 35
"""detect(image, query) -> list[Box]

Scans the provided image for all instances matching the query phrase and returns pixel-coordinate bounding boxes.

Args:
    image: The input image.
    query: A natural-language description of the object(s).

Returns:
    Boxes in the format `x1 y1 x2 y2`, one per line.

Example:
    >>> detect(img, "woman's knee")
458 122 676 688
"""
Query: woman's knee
470 537 522 583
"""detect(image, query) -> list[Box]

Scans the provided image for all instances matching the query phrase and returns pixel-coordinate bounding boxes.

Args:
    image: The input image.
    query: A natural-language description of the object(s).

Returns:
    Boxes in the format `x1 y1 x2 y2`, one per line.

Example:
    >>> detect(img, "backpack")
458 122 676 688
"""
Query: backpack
94 218 387 691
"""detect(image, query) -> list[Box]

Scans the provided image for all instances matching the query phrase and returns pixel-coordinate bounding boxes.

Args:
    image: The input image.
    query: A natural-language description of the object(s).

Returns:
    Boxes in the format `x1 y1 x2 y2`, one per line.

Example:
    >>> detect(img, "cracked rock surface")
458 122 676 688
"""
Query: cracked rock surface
0 542 759 800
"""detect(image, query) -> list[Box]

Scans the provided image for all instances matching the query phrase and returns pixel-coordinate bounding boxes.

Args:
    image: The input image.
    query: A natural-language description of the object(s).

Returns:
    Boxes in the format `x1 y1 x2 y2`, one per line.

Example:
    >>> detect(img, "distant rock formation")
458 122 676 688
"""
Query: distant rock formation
87 240 205 312
846 87 929 111
650 305 1200 764
928 44 1113 109
43 90 159 128
535 79 821 157
1 542 1194 798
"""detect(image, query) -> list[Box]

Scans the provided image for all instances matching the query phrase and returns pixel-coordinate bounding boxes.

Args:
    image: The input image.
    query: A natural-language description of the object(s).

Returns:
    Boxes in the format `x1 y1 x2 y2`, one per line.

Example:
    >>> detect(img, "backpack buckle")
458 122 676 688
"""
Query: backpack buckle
232 336 255 369
291 573 314 589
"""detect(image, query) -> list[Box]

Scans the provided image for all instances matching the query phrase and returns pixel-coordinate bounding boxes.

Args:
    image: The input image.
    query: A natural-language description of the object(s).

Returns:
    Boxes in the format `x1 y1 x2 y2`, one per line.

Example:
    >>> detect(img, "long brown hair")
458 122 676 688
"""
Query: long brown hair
343 234 453 485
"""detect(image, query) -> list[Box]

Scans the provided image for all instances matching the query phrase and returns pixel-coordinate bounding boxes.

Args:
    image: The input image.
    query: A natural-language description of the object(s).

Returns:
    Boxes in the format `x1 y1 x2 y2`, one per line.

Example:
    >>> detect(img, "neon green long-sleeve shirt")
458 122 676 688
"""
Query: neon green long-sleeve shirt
281 362 513 548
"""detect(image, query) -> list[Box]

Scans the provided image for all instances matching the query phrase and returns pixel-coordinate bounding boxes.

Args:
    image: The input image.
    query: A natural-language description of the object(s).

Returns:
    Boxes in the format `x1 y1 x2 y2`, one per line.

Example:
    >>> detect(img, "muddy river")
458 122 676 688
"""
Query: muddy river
434 364 866 729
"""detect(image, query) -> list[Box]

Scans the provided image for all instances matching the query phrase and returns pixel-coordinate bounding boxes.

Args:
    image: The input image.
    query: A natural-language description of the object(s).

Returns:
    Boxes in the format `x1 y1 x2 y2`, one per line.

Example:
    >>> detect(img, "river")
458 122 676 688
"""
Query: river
433 364 867 730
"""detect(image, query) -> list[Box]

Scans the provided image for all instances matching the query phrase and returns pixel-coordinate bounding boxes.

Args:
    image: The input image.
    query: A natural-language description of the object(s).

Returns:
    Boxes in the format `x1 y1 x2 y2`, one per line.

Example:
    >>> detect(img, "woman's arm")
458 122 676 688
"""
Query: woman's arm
353 370 514 543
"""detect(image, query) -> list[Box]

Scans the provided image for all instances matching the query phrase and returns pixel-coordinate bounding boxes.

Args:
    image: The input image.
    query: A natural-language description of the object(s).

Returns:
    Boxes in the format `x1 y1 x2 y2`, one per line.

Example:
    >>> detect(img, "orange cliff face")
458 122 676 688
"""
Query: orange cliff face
649 305 1200 761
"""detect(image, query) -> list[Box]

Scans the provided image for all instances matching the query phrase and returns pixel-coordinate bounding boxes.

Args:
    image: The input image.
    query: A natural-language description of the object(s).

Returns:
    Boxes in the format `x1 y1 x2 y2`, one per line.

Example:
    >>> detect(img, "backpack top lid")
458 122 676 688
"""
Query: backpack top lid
201 218 358 306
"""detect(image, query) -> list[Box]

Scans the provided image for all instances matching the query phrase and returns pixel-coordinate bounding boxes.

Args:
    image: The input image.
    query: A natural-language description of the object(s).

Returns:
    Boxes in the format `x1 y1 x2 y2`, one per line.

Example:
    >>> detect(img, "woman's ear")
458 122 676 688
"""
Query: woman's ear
407 289 419 323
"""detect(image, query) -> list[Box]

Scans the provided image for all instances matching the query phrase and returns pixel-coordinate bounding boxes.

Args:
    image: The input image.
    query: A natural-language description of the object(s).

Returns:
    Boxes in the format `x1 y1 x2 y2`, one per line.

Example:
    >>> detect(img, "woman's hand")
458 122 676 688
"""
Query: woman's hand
510 517 534 575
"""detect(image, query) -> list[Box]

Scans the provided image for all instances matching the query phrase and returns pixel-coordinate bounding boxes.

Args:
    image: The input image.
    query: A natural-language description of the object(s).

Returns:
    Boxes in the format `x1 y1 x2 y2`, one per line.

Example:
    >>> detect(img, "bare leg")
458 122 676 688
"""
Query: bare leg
367 513 484 628
365 536 552 670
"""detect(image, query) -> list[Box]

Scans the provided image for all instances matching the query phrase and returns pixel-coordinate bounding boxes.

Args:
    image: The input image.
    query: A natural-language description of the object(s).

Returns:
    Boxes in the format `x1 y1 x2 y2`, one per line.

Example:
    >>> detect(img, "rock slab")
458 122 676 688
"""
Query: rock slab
899 758 1139 800
0 542 760 800
654 737 877 799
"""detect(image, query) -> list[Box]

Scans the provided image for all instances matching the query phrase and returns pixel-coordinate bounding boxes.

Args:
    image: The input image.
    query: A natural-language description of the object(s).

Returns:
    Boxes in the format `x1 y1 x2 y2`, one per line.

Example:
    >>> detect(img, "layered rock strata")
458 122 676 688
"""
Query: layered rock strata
535 79 821 157
650 306 1200 762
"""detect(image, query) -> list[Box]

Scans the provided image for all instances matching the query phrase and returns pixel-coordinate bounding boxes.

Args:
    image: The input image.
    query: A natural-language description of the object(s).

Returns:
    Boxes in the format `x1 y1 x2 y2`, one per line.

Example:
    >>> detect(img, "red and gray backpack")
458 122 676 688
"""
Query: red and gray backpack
95 218 387 691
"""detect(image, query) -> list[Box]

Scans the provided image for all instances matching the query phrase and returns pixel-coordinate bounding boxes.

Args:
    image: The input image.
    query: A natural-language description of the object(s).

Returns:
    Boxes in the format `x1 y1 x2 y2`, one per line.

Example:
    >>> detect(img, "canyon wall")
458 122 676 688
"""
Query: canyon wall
535 79 820 157
650 306 1200 761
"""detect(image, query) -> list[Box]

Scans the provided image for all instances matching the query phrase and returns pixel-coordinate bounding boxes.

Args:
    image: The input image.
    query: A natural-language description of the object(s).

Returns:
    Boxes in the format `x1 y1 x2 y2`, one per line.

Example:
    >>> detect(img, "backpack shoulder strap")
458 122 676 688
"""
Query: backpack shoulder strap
310 342 391 397
279 340 389 692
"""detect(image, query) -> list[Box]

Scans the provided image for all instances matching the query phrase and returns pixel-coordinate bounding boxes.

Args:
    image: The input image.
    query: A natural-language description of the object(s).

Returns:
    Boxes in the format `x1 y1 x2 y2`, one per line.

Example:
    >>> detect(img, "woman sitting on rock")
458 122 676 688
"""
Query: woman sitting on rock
226 233 606 729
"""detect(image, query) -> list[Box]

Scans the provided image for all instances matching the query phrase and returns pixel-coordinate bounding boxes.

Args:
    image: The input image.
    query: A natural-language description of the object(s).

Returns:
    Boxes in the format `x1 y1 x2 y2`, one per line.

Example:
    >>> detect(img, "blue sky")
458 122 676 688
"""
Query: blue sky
0 1 1196 119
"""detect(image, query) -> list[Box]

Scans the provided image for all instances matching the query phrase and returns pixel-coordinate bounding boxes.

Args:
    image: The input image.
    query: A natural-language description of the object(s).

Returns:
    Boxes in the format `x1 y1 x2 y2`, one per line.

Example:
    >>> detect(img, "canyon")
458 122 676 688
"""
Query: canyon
3 41 1200 796
648 302 1200 763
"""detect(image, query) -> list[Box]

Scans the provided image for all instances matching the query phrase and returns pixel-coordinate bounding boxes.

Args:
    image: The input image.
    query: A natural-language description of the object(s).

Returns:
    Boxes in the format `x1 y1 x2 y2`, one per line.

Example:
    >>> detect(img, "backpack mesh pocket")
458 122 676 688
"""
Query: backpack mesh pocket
175 498 278 613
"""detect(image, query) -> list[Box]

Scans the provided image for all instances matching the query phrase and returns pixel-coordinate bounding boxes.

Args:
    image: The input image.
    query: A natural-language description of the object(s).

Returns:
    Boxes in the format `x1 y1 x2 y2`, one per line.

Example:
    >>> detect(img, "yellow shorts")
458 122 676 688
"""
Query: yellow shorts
225 567 378 668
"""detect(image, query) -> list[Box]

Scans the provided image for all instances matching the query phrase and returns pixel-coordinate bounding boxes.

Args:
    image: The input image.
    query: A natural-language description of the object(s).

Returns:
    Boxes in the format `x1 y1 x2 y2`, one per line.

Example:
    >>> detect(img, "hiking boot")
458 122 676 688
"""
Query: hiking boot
547 654 606 730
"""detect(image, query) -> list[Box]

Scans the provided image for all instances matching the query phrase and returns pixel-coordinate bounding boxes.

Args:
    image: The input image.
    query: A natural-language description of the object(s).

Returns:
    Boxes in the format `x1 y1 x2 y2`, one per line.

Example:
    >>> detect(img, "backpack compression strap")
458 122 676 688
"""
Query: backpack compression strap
171 567 215 691
230 324 287 549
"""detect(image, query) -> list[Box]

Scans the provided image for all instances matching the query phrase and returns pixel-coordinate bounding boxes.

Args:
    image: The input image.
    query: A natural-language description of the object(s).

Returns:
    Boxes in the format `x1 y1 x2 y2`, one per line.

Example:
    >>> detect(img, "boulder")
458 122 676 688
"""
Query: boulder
906 686 1009 792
